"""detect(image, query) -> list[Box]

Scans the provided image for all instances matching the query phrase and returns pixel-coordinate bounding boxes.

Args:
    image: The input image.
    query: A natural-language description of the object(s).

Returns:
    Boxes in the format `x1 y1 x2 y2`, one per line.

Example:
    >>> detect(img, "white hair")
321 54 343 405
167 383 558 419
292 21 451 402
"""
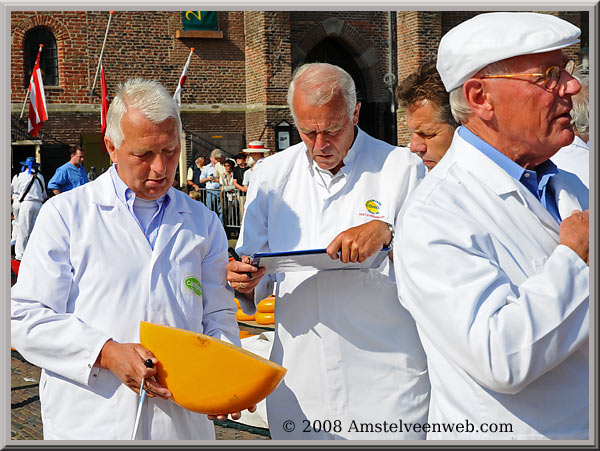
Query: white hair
571 67 589 136
287 63 357 123
105 78 182 149
211 148 224 159
448 60 511 123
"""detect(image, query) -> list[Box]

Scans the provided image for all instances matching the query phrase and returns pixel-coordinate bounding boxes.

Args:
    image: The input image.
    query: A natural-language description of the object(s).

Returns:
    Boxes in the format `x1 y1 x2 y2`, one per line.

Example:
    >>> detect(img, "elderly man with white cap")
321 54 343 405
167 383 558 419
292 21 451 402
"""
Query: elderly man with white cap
393 12 589 439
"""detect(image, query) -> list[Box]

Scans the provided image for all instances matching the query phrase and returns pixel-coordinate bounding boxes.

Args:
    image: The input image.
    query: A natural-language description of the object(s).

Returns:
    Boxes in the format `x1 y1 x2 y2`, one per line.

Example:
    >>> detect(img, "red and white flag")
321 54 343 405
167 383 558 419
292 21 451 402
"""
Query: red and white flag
100 65 110 152
173 47 194 107
28 44 48 137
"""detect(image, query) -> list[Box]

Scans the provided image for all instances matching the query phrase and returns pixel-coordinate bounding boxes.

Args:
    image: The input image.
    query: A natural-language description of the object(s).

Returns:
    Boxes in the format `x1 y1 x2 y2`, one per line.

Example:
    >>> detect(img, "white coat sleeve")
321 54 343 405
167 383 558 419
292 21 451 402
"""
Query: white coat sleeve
200 210 241 347
235 163 275 314
11 201 112 386
394 201 589 394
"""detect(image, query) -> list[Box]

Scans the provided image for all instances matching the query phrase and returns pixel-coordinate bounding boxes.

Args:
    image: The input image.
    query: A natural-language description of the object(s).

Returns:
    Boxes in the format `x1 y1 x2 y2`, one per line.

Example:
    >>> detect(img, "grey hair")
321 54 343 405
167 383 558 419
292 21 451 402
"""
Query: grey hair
287 63 357 123
448 60 512 123
211 148 224 159
571 66 589 136
105 78 182 149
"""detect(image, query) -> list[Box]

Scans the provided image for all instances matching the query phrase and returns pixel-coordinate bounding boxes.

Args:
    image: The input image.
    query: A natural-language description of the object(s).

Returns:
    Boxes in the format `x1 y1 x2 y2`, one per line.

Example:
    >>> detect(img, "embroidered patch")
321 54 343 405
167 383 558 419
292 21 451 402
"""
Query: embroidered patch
183 276 202 297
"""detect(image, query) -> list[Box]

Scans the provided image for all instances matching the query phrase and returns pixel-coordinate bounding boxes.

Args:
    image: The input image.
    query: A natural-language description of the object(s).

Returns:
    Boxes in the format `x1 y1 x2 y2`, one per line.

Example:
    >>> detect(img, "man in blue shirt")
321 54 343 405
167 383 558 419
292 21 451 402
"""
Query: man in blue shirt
48 146 89 194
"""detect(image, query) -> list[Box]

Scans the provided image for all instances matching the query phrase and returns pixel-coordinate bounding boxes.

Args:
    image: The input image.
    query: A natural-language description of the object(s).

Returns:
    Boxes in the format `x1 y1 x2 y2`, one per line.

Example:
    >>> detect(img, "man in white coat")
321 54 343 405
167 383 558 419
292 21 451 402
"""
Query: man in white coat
552 66 589 186
12 157 47 260
394 13 589 439
11 78 247 440
228 63 430 439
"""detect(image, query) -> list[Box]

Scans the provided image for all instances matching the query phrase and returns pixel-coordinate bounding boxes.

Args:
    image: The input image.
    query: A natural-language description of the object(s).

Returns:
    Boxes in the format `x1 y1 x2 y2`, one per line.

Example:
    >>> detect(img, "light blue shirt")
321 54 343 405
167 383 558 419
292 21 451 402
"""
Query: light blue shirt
48 161 89 192
109 165 170 249
458 126 561 224
200 163 220 190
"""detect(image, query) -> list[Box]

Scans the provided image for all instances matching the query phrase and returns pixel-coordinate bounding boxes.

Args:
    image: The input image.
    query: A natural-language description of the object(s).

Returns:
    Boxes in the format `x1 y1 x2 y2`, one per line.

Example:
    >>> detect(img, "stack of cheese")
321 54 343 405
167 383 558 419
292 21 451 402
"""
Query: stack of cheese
255 295 275 325
235 296 276 325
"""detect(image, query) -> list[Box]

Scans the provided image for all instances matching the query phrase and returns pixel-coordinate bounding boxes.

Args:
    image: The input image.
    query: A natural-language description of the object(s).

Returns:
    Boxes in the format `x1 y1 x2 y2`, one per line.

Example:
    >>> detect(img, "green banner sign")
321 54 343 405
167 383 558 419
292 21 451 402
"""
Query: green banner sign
182 11 218 31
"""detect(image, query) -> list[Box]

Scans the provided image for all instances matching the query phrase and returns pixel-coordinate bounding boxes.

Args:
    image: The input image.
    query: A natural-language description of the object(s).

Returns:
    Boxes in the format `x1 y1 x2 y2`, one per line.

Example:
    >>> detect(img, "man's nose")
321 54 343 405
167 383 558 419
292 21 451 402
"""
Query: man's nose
559 71 581 97
315 132 330 150
150 153 167 174
410 134 426 153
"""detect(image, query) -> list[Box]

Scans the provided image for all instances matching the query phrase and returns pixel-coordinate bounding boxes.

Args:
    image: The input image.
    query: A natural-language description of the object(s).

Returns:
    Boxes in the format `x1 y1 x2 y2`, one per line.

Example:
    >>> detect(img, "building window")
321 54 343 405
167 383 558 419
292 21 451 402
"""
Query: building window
24 27 59 88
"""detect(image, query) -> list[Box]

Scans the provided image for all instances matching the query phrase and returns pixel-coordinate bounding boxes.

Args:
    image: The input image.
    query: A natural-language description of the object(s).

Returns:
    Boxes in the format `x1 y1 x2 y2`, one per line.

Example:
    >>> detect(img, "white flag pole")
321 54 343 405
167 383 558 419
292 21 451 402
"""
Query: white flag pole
90 11 113 95
19 44 43 120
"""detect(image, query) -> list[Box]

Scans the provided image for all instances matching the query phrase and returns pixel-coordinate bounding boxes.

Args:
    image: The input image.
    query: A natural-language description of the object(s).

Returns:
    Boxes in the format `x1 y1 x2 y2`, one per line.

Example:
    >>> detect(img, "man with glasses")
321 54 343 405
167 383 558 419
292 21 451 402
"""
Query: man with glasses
393 13 589 439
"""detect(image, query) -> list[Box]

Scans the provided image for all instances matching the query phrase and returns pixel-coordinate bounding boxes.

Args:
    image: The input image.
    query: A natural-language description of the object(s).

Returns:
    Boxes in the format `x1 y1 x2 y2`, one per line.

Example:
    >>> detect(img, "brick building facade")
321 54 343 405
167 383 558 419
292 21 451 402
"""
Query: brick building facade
10 10 588 186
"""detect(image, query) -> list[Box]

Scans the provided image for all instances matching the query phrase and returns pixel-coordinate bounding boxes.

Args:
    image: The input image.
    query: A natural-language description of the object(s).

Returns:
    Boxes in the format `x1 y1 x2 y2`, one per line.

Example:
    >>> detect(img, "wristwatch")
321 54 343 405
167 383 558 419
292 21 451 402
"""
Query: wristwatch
385 222 394 247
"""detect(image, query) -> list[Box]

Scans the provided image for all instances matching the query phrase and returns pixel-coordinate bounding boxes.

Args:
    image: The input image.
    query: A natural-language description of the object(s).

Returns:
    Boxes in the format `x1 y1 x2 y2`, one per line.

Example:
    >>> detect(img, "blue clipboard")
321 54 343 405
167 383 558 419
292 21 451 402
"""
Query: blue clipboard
252 247 391 274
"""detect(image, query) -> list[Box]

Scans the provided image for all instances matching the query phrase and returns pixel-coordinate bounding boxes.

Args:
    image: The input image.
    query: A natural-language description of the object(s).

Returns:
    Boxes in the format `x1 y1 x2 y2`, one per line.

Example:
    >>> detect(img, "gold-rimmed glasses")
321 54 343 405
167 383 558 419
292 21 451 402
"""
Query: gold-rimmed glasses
480 59 576 90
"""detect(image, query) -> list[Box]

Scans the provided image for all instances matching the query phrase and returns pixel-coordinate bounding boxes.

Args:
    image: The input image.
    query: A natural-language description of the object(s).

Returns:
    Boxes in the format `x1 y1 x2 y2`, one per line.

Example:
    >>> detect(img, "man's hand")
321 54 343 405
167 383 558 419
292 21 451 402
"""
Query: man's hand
227 257 266 295
559 209 589 265
95 339 171 399
326 220 392 263
208 404 257 422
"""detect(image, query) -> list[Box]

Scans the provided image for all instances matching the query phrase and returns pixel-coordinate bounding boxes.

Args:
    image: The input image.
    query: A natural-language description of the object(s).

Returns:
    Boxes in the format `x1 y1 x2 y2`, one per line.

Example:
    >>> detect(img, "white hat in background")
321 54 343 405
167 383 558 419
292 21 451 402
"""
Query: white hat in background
437 12 581 92
243 140 270 154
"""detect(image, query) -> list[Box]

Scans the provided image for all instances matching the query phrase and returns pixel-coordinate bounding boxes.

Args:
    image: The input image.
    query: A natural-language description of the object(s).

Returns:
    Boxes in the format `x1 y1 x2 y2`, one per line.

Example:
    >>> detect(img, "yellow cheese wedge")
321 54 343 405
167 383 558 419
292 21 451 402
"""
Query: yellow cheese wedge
234 297 240 308
255 312 275 325
236 309 255 321
139 321 286 415
257 297 275 313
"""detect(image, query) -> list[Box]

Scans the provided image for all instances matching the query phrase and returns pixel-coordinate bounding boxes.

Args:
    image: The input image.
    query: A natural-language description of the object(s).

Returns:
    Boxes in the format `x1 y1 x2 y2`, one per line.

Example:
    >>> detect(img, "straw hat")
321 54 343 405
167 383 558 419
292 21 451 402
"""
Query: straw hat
242 141 270 154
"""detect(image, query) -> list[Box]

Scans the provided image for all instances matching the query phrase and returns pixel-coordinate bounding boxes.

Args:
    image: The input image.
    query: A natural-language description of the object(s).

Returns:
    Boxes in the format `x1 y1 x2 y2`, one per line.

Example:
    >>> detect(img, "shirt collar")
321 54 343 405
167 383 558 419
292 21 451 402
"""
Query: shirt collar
458 126 559 202
109 164 171 206
458 126 526 181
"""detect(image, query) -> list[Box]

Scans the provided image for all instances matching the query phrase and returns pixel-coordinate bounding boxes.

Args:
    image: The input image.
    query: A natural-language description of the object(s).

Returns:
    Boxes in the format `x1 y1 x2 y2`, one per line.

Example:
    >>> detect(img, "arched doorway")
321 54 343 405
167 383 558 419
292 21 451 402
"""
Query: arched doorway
303 38 379 139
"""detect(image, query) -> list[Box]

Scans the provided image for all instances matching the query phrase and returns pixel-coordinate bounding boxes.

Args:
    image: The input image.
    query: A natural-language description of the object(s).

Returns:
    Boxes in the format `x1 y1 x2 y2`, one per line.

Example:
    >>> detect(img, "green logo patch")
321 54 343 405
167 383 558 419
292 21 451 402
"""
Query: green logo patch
184 277 202 297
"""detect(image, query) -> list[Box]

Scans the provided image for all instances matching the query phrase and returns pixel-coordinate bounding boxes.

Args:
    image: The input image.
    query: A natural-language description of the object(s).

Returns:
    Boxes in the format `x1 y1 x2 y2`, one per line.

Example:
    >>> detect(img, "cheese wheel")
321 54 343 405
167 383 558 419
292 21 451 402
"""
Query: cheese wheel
236 309 255 321
255 312 275 325
139 321 286 415
256 297 275 313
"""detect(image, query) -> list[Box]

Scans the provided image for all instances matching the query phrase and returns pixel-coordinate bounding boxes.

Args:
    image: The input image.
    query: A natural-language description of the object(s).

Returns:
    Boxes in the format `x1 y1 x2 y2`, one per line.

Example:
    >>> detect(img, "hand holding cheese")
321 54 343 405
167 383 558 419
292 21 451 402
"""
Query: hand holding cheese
139 321 286 415
95 339 171 399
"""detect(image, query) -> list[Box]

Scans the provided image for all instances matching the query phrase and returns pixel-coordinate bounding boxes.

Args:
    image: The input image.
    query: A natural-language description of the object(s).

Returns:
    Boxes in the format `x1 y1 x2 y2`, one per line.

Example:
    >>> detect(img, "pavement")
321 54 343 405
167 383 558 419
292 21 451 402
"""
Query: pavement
11 321 271 441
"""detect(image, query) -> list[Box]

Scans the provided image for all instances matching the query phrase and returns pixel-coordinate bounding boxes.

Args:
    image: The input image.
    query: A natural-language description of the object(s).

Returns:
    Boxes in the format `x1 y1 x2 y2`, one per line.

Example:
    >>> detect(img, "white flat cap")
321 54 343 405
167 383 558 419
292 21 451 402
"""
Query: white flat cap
437 12 580 92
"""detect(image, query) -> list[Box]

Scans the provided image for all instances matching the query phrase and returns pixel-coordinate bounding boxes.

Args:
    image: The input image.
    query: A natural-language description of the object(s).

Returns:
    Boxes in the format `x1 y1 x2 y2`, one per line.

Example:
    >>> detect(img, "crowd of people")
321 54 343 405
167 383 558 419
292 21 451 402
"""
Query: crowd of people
11 12 590 442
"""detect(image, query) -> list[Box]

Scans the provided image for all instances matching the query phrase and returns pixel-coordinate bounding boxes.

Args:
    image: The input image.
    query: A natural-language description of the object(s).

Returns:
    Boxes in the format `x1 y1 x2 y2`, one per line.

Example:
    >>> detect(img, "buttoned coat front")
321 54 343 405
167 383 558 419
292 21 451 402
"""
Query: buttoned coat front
11 169 240 440
394 129 589 439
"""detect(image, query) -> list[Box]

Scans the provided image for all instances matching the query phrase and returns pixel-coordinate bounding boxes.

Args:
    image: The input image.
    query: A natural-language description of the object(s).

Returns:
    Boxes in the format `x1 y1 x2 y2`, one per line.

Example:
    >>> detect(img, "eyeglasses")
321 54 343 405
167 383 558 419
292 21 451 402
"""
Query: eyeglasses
480 59 575 90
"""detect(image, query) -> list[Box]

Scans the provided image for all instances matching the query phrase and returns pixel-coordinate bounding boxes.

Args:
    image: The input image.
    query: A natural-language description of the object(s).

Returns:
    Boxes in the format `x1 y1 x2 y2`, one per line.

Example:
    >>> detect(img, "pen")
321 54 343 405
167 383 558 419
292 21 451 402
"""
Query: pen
228 247 254 280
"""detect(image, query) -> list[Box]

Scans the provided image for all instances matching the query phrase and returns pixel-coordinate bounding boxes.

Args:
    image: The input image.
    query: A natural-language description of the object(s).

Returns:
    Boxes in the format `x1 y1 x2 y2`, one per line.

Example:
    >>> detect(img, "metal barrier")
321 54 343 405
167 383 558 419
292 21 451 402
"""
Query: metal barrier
194 188 245 238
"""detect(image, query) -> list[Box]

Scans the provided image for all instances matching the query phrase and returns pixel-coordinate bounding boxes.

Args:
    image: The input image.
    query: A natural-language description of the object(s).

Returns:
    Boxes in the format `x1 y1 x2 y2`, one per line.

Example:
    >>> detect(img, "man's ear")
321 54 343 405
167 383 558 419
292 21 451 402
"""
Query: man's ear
352 101 361 126
104 136 117 164
463 79 495 122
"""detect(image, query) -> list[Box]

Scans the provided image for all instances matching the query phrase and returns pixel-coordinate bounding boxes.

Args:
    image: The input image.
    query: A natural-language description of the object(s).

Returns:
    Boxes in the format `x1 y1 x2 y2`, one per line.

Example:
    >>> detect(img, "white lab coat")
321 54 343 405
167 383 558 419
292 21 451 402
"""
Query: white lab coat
551 135 589 187
11 168 240 440
237 128 430 440
11 173 21 245
12 171 47 260
394 129 589 439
